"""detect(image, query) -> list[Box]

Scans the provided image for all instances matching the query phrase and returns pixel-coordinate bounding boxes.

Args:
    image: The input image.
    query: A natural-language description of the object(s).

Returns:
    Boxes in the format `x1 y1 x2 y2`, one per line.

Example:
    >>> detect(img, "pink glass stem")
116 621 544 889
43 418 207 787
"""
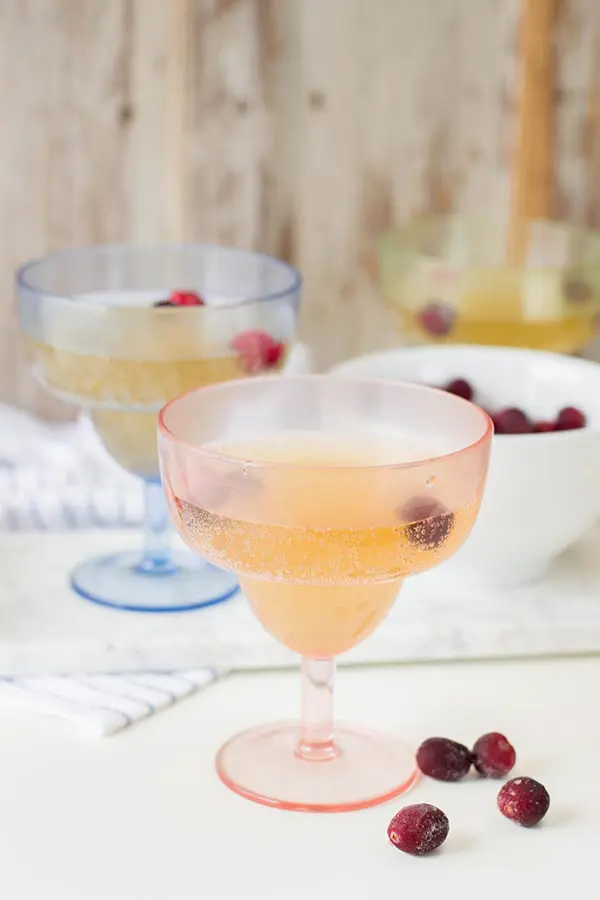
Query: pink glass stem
296 657 340 762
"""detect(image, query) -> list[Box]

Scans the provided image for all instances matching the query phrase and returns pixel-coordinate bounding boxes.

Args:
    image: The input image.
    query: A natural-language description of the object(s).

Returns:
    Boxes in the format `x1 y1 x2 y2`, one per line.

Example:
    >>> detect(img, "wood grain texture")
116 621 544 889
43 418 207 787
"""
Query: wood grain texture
555 0 600 225
555 0 600 361
0 0 173 417
1 0 600 417
279 0 520 366
509 0 558 263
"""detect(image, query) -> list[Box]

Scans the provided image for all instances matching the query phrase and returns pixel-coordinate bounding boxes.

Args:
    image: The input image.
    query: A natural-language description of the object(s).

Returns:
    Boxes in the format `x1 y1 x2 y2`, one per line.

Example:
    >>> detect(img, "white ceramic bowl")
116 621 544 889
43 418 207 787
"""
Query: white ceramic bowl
332 345 600 588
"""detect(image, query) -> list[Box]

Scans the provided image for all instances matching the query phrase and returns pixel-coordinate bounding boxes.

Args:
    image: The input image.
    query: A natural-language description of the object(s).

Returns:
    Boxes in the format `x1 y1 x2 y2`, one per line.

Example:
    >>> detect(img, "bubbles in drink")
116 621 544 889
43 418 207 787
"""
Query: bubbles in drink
167 430 481 656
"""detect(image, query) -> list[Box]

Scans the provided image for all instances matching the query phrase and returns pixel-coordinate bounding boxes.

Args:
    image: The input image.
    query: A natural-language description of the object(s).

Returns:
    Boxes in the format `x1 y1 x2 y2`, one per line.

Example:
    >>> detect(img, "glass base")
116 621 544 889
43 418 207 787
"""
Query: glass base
70 549 239 613
216 721 419 812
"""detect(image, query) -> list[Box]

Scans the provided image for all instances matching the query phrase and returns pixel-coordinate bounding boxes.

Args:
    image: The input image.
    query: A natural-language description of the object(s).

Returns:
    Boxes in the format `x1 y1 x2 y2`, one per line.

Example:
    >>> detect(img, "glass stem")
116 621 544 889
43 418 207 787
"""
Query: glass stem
296 657 340 761
136 478 176 574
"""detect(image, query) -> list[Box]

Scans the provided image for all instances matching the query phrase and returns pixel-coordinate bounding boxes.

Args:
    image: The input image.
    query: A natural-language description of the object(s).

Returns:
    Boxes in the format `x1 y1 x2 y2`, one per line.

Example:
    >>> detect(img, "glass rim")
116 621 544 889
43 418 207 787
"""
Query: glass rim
15 242 302 307
380 213 600 241
379 214 600 273
158 374 493 472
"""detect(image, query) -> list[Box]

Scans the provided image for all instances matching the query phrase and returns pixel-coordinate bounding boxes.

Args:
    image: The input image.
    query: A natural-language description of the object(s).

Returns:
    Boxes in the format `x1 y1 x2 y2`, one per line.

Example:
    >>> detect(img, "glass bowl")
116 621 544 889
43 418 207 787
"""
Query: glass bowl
159 374 492 811
379 216 600 353
16 244 301 612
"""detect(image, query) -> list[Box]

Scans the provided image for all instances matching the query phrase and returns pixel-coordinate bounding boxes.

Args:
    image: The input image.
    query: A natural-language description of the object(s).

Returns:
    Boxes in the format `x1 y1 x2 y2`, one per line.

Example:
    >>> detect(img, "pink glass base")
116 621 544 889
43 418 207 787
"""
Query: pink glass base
215 720 419 813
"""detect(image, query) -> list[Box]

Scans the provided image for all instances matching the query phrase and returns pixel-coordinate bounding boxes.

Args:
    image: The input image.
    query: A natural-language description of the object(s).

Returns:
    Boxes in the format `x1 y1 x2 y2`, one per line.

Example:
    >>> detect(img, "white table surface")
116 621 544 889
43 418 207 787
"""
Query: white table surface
0 654 595 900
4 529 600 675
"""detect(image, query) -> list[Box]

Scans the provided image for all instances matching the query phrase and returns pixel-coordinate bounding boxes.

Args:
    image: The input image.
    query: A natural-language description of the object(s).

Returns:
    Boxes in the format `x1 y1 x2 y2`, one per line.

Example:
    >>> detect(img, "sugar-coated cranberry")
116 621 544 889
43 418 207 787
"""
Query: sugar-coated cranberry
555 406 586 431
563 278 592 304
417 302 456 337
400 497 455 550
154 290 205 308
445 378 474 401
387 804 450 855
230 330 284 374
493 408 532 435
263 340 285 367
416 736 472 782
472 732 516 778
169 290 205 306
497 777 550 827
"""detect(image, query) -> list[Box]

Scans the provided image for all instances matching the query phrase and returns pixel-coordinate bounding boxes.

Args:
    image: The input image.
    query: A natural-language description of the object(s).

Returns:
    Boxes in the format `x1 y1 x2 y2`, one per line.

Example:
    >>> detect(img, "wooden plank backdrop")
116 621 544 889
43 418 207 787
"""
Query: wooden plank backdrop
1 0 600 419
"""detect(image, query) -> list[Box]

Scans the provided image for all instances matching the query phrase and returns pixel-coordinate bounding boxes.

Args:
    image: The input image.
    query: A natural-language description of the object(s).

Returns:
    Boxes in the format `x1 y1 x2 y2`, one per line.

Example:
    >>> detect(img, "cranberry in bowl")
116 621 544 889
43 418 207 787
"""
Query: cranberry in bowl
331 346 600 588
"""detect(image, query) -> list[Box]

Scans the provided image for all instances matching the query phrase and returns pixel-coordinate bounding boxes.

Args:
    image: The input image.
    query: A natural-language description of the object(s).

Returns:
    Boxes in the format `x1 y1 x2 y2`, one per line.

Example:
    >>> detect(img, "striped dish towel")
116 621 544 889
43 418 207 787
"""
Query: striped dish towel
0 344 312 735
0 406 143 532
0 407 222 736
0 669 223 738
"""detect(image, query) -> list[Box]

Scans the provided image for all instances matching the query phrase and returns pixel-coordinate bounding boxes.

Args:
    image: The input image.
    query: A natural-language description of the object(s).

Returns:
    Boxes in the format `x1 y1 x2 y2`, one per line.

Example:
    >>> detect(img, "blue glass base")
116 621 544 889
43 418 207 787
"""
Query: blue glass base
70 549 239 613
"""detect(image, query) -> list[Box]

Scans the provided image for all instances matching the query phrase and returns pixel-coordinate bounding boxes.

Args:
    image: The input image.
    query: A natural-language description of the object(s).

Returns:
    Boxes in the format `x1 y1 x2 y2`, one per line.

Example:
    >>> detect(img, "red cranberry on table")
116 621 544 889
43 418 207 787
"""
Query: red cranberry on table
388 803 450 855
472 732 516 778
497 777 550 827
533 420 556 433
417 302 456 337
416 736 472 782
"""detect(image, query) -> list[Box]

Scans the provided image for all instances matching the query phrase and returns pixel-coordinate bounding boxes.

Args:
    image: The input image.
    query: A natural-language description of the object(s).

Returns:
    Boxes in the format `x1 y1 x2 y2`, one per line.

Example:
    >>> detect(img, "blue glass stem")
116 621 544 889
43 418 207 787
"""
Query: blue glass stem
136 479 177 575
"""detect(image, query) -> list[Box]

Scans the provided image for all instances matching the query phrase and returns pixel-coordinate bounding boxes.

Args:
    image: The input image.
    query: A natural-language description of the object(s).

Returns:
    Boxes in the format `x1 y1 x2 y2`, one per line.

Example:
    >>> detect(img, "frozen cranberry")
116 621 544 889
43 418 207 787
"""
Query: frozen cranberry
472 732 516 778
563 278 592 304
388 804 450 855
263 340 285 367
169 290 205 306
416 736 472 781
400 497 455 550
154 290 205 308
533 420 556 433
555 406 586 431
493 408 532 435
445 378 474 401
230 330 284 374
497 777 550 827
417 302 456 337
